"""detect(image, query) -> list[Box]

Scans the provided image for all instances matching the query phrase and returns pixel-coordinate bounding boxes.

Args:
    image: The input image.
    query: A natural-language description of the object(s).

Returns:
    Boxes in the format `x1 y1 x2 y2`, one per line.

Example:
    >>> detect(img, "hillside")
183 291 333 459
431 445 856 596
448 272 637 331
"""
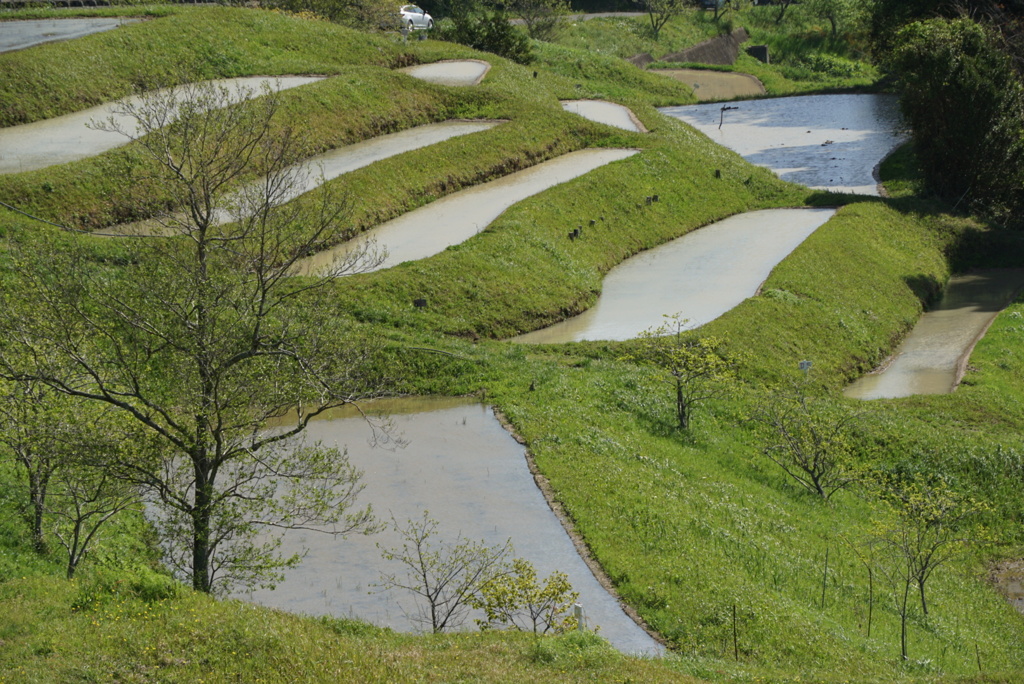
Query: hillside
1 6 1023 683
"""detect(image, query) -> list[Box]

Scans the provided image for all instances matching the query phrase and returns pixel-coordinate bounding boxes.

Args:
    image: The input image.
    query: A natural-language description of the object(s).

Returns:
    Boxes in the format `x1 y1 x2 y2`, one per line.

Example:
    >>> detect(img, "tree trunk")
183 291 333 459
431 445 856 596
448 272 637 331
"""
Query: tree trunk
192 455 214 593
676 382 689 429
28 469 48 554
900 581 910 660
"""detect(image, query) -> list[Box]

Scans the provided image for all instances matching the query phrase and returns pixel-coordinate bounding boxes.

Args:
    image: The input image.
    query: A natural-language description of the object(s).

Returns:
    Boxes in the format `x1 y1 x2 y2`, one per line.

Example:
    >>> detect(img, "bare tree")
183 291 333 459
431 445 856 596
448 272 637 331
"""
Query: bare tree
748 388 861 500
0 79 389 594
48 464 140 579
633 0 689 40
377 512 512 633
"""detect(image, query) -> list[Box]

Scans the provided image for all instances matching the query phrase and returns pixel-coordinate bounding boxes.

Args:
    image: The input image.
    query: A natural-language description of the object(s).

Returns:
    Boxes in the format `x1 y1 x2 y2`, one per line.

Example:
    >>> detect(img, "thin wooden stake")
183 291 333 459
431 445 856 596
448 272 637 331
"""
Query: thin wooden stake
867 565 873 639
732 603 739 661
821 545 829 610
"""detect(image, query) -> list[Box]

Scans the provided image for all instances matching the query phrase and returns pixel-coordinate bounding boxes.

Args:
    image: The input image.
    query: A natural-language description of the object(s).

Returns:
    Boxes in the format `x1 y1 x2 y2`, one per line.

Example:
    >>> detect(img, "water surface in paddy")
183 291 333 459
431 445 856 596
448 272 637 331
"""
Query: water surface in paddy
400 60 490 86
0 17 139 53
654 69 765 102
844 270 1024 400
0 76 324 174
295 148 638 275
561 100 644 132
237 397 664 656
512 207 835 343
658 94 906 195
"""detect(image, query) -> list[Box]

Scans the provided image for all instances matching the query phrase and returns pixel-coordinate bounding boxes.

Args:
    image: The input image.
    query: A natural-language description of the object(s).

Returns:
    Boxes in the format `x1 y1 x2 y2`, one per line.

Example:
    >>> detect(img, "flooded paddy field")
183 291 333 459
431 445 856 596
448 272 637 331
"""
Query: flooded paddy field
561 100 645 132
295 148 638 275
659 94 906 195
654 68 766 101
400 60 490 86
513 208 836 343
0 76 324 174
237 397 665 656
0 17 139 53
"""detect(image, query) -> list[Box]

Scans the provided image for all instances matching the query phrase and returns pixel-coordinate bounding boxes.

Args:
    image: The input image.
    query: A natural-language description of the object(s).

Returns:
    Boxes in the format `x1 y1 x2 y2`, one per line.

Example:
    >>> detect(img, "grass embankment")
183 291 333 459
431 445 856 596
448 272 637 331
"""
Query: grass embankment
2 6 1024 683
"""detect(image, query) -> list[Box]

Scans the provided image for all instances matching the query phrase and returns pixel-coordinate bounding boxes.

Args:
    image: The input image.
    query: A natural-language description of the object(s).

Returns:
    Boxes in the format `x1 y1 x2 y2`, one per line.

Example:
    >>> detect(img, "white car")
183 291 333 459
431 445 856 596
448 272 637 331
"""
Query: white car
399 5 433 30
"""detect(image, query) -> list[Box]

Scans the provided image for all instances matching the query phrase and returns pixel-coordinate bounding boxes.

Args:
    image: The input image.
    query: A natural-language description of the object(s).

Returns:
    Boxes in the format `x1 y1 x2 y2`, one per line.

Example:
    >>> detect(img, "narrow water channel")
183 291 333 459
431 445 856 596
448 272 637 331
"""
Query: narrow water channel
0 76 325 174
658 94 906 195
845 270 1024 399
294 148 638 276
237 397 665 656
512 207 835 343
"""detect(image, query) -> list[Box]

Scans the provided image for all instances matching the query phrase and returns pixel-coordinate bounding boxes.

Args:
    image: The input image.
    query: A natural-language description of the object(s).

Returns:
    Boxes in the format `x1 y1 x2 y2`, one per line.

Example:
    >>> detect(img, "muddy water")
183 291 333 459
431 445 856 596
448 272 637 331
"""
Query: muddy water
845 270 1024 400
512 208 835 343
401 60 490 86
561 100 645 132
0 76 325 174
295 148 638 275
654 69 766 102
991 559 1024 615
238 397 665 656
658 94 906 195
0 17 139 54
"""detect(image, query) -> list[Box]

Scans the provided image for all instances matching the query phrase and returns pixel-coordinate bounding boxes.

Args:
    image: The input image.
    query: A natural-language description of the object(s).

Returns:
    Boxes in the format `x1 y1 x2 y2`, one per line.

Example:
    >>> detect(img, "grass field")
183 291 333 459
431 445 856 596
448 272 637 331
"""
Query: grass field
1 5 1023 683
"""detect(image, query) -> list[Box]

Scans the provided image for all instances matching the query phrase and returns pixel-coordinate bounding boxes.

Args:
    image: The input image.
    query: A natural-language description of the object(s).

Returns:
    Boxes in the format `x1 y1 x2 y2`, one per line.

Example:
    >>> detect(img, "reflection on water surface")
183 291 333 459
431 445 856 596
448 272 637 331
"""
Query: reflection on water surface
845 270 1024 399
240 398 664 656
659 94 906 195
513 208 835 343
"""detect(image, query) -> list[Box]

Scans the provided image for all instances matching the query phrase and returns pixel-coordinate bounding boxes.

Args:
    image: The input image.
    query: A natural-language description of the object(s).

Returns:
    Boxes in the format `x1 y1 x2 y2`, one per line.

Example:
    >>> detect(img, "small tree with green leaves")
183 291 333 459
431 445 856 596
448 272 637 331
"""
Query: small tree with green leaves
868 478 986 660
473 558 580 634
749 388 861 500
377 512 512 633
624 314 738 431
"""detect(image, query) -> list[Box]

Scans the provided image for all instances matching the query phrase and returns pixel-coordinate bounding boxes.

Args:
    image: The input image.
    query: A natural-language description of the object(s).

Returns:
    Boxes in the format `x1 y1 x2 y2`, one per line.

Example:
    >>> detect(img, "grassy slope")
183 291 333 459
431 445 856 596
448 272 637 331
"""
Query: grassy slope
1 7 1024 683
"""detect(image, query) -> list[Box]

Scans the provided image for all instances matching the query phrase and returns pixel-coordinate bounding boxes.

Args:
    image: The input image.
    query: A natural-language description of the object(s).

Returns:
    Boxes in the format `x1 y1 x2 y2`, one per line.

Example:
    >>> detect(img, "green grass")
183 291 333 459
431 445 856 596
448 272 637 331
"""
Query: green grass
2 6 1024 683
552 6 880 97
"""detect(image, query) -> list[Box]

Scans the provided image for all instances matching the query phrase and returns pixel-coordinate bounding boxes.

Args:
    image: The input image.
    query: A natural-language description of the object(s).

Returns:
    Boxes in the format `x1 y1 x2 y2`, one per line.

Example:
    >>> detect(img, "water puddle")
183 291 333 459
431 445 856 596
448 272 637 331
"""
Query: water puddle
400 60 490 86
658 94 906 195
0 76 325 174
106 120 499 236
295 148 638 275
845 270 1024 400
512 207 835 343
0 17 140 53
990 559 1024 615
561 100 645 132
237 397 664 656
653 68 765 102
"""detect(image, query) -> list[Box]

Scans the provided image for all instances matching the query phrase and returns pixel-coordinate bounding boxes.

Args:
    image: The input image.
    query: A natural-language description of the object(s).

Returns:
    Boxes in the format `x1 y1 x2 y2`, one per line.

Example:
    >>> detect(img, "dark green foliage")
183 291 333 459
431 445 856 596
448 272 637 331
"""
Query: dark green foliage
887 19 1024 223
435 0 534 63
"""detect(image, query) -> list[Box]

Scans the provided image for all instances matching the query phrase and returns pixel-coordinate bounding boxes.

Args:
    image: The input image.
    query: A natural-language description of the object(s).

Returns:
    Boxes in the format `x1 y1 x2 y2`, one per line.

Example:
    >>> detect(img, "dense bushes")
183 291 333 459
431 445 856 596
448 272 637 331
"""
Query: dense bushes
886 18 1024 224
434 0 534 63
